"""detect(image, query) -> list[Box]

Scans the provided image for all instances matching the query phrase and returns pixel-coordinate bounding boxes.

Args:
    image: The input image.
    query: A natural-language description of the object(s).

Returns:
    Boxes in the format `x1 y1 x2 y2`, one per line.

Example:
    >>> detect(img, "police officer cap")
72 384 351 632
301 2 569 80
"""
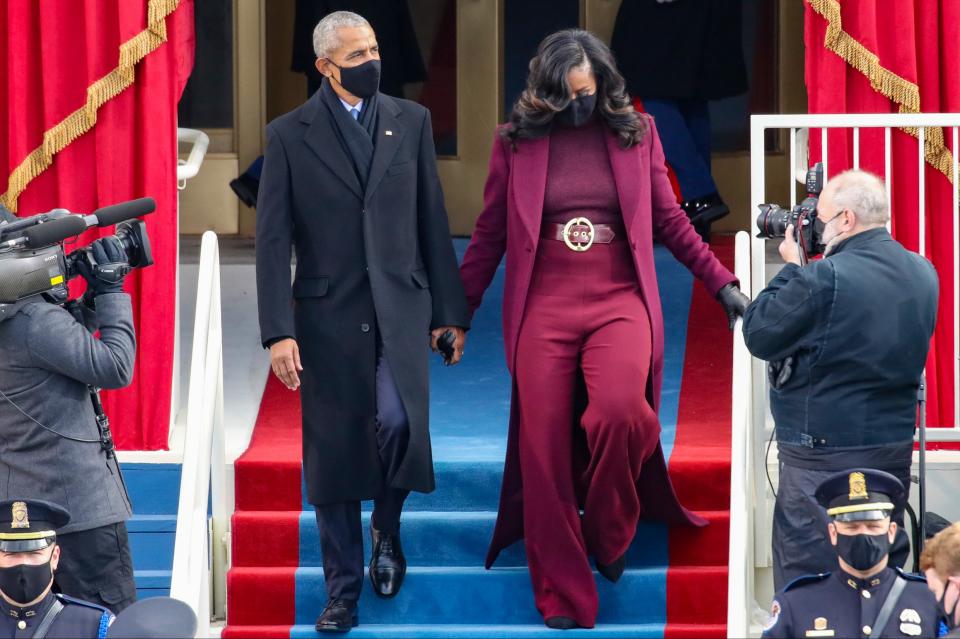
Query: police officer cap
814 469 905 522
0 499 70 552
105 597 198 638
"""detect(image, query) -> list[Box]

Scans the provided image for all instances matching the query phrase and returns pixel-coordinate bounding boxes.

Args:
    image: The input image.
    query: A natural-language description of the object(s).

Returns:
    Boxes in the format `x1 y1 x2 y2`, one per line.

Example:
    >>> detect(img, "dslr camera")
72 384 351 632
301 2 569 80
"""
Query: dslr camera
0 198 155 321
755 163 825 263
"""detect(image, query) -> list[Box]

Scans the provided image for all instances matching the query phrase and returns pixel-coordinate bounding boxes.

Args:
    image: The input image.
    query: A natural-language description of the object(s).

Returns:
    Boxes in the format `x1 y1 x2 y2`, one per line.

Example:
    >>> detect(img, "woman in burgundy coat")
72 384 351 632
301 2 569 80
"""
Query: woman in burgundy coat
458 30 749 629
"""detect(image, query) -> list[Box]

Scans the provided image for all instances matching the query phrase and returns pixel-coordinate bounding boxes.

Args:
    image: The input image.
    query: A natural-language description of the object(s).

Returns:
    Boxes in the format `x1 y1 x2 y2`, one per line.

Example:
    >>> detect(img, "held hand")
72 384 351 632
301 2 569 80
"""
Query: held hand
716 283 750 331
778 224 803 266
270 338 303 390
431 326 467 366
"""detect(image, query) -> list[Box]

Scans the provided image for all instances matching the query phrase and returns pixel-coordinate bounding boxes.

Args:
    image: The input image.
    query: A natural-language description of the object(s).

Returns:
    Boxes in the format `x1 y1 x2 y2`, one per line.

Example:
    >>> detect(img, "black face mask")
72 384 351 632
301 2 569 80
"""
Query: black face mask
835 532 891 571
937 582 958 630
556 93 597 128
330 59 381 99
0 560 53 605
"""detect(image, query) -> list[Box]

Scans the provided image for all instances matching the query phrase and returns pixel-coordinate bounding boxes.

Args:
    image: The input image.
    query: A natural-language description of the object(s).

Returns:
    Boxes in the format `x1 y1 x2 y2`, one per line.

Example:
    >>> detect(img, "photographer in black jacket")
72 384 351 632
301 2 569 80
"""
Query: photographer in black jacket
0 204 137 612
742 169 939 591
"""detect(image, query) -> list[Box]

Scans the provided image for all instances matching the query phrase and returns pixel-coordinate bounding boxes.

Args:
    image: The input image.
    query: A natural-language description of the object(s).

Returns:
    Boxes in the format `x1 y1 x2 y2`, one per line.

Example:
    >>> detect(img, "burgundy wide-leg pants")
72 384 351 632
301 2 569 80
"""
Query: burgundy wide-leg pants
515 239 660 628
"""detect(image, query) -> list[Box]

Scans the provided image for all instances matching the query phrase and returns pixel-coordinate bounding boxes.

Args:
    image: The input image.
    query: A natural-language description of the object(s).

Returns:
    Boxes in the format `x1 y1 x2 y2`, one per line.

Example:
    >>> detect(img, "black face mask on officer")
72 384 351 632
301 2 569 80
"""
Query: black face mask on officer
0 557 54 605
835 531 892 571
328 59 381 99
556 93 597 128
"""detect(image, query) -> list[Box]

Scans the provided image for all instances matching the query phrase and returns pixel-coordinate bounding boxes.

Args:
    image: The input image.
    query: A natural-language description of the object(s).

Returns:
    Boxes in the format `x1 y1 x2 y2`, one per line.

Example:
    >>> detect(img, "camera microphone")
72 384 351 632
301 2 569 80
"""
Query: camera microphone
24 215 89 247
91 197 156 227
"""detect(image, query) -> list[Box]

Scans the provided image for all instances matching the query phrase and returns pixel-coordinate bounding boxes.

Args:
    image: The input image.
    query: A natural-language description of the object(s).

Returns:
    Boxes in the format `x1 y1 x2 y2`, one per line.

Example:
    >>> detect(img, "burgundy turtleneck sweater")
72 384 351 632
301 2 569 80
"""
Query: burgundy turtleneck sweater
541 117 623 226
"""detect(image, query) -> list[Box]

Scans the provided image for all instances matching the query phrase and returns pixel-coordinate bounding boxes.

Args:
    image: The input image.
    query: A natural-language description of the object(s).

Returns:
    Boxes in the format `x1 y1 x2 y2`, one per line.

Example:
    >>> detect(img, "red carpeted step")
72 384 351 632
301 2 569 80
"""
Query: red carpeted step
665 565 728 625
232 511 300 567
234 376 303 511
221 625 291 639
664 623 727 639
227 567 296 626
670 510 729 567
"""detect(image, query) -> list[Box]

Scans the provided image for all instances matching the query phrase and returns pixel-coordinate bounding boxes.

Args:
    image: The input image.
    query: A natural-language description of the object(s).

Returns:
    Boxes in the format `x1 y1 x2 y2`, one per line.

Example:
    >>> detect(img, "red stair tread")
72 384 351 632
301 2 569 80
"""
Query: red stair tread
221 625 291 639
227 567 296 626
231 511 301 567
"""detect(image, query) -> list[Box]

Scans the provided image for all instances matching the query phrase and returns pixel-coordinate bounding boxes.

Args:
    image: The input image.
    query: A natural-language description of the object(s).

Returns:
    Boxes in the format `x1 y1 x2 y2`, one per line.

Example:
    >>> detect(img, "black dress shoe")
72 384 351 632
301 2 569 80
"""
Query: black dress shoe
596 553 626 583
229 173 260 208
315 599 358 633
545 616 581 629
369 525 407 598
681 192 730 227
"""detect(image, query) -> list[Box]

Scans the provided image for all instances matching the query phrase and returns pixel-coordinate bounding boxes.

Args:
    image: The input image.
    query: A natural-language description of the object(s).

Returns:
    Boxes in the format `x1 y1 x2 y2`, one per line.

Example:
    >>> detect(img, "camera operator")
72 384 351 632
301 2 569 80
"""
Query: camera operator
0 207 137 613
741 169 939 592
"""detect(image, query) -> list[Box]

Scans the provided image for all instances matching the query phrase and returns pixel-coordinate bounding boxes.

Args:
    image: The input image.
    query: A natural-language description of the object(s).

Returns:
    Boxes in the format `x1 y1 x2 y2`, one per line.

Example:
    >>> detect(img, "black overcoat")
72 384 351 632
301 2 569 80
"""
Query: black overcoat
610 0 747 101
255 90 469 505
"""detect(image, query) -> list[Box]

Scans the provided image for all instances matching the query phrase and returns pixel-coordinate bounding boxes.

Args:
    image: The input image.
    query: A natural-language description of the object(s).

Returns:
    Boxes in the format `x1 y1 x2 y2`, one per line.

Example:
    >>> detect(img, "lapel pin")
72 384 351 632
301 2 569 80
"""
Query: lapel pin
385 130 393 136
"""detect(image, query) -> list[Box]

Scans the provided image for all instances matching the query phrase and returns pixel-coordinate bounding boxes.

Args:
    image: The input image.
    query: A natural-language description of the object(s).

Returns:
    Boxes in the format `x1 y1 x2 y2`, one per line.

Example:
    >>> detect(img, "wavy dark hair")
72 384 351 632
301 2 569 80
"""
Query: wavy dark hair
503 29 646 149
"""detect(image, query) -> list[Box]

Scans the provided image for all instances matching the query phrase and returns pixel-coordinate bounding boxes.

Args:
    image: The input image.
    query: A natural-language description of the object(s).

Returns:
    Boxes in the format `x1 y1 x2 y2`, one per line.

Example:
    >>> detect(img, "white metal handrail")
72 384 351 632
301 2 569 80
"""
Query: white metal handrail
170 231 228 638
727 231 755 638
177 128 210 184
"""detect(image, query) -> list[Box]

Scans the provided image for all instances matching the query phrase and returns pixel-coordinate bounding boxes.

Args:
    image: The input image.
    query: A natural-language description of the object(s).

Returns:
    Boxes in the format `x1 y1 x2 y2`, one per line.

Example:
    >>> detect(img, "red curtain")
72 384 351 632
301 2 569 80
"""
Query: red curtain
0 1 194 449
804 0 960 434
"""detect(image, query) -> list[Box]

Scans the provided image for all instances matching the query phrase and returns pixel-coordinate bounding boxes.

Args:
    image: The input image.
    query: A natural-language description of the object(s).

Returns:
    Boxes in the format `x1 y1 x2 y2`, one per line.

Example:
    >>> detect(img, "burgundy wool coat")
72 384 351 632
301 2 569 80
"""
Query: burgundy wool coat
459 115 737 567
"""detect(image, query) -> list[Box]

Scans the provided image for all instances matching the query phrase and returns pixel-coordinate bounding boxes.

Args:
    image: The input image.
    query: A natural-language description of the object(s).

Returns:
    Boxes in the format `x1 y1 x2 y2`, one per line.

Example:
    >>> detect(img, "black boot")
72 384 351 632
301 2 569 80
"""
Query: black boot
315 599 358 633
596 553 626 583
369 525 407 598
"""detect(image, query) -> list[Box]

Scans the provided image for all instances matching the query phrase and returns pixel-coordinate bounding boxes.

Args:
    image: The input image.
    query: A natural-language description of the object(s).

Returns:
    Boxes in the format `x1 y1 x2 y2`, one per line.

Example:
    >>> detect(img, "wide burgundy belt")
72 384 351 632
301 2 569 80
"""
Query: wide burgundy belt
540 217 623 252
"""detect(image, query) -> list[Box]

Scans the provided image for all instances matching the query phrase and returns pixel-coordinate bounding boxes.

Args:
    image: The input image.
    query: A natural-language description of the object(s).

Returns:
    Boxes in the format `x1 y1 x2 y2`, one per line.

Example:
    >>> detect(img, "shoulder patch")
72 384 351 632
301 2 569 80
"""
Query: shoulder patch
894 567 928 583
784 572 830 592
56 593 113 615
763 599 782 631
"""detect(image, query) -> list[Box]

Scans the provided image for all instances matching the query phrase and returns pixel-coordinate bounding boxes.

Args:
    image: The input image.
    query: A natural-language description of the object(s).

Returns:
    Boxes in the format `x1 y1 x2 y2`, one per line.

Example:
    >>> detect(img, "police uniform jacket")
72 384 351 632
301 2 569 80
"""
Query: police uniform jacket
742 228 938 451
0 591 112 639
0 295 134 533
255 90 470 504
762 567 941 638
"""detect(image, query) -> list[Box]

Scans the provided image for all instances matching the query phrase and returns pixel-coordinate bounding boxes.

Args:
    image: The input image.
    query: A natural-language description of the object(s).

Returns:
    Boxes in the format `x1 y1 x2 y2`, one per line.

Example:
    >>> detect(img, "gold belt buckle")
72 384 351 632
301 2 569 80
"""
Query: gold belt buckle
562 217 595 252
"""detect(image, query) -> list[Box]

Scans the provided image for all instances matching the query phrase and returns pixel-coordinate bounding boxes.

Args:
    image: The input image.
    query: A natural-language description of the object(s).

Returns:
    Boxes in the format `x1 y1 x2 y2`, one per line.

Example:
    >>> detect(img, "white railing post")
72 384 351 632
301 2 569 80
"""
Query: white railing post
170 231 225 637
728 231 754 638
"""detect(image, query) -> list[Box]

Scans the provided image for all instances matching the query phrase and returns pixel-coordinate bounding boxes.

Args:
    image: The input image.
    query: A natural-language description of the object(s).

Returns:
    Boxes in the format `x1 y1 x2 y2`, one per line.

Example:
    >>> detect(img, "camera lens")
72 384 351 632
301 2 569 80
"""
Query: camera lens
756 204 792 238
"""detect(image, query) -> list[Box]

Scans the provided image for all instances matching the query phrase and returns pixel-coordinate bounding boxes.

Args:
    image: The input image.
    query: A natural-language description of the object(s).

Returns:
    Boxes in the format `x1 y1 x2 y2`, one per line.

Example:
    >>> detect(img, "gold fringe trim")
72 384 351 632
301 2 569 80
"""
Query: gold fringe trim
808 0 957 186
1 0 182 212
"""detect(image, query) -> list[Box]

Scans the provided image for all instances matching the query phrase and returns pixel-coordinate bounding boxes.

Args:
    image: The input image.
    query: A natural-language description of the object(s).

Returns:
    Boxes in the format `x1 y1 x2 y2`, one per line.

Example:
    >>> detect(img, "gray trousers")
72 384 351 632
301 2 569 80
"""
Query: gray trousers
772 462 911 592
314 344 410 601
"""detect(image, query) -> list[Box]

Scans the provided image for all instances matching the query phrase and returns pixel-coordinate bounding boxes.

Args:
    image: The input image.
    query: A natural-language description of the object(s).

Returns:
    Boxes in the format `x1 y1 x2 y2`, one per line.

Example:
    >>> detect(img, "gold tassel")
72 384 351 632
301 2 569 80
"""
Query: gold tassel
808 0 956 188
1 0 182 212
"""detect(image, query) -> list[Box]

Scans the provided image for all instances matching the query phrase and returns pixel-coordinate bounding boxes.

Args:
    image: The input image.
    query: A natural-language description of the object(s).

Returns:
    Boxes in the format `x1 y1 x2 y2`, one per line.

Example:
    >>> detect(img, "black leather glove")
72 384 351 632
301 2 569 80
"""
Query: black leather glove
716 282 750 330
78 237 128 296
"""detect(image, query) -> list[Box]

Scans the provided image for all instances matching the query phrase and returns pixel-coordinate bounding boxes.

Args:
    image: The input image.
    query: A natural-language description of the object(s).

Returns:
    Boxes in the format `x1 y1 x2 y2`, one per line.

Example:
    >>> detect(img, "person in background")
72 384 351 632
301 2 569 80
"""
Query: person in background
0 499 114 638
921 522 960 637
459 29 748 630
610 0 747 240
762 469 943 638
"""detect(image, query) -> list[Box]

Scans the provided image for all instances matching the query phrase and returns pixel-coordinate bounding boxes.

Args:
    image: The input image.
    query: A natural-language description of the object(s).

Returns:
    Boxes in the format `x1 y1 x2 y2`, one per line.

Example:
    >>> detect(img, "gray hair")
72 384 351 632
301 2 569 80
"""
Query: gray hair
826 169 890 226
312 11 370 59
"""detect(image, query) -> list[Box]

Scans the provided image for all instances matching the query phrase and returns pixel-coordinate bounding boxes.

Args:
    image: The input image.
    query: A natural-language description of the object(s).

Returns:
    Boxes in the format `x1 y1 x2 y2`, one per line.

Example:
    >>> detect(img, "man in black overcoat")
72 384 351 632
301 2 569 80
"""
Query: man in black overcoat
255 10 469 633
